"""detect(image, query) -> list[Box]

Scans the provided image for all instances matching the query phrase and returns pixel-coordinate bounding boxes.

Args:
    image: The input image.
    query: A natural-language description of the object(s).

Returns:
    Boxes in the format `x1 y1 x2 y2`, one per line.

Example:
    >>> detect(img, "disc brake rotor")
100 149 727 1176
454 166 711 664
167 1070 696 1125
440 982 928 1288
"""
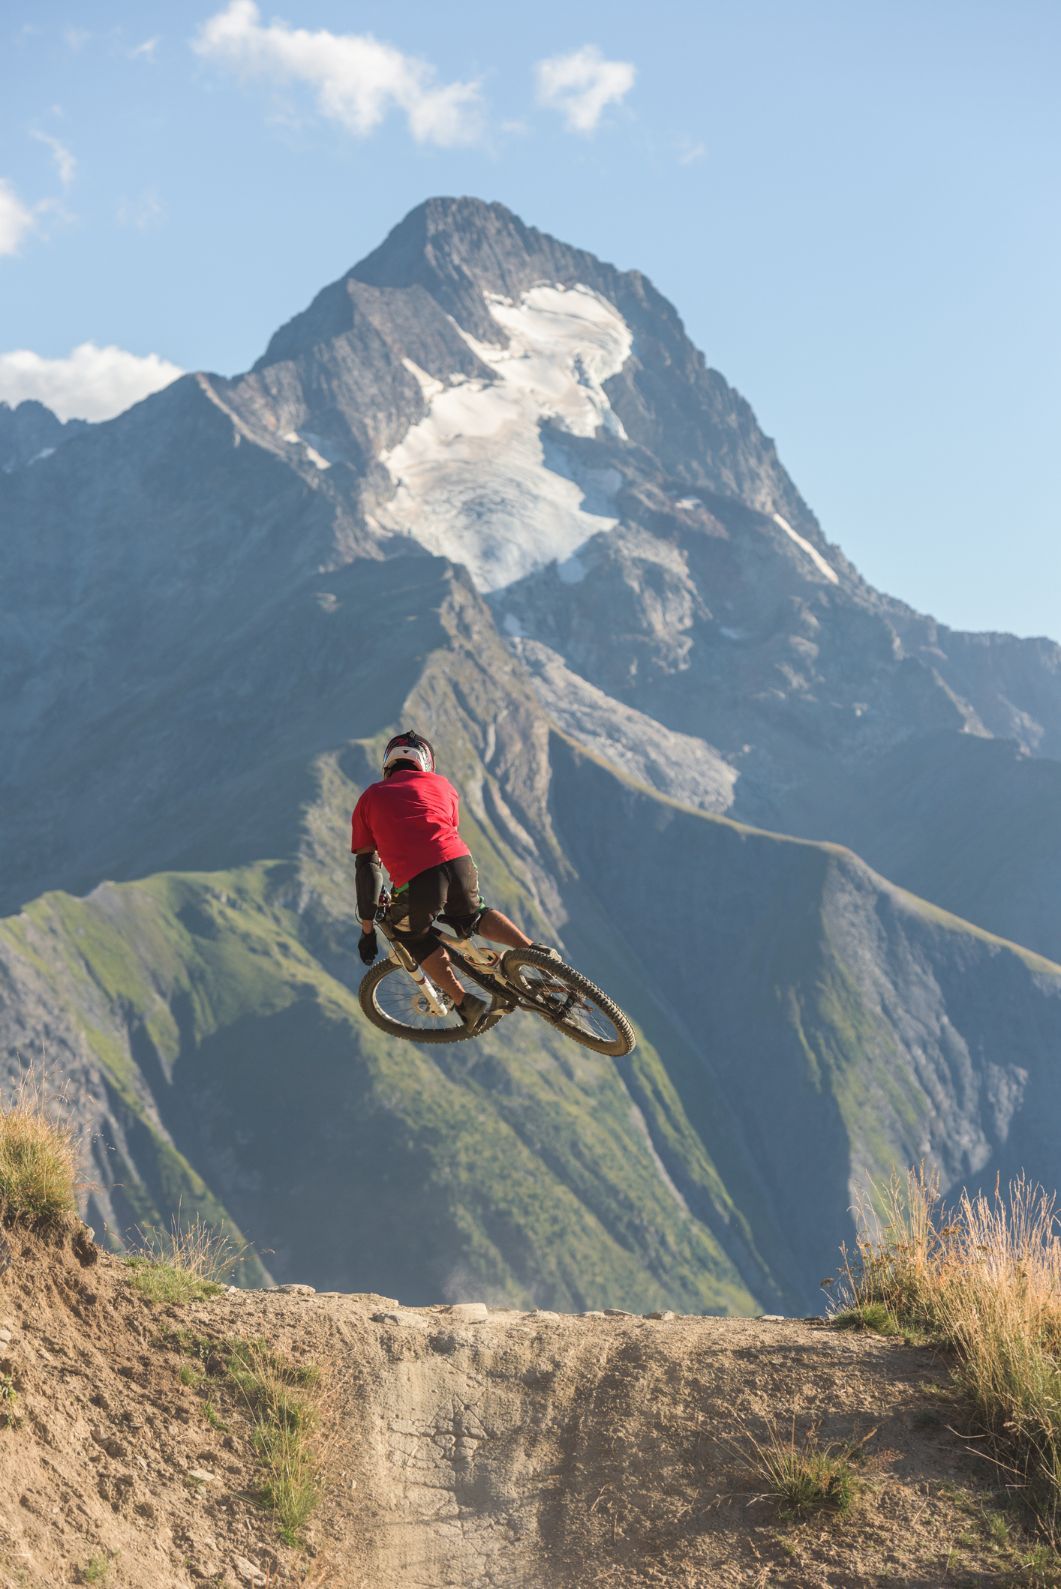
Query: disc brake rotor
413 993 451 1017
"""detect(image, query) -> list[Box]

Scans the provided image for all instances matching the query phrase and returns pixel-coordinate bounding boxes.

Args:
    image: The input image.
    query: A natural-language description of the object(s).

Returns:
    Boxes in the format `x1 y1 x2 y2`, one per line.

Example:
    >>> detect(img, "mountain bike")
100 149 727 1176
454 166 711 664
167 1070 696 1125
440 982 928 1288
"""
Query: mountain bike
358 899 635 1056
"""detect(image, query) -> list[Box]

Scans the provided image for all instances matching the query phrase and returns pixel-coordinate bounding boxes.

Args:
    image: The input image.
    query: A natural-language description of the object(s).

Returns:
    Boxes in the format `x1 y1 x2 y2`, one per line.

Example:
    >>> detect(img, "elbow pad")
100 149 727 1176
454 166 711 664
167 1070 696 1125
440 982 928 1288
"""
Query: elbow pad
354 852 384 919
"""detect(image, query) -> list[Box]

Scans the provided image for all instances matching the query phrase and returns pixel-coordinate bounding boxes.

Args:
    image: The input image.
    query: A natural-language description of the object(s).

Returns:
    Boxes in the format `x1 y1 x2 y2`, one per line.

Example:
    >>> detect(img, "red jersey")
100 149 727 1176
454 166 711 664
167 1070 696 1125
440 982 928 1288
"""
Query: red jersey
350 768 470 889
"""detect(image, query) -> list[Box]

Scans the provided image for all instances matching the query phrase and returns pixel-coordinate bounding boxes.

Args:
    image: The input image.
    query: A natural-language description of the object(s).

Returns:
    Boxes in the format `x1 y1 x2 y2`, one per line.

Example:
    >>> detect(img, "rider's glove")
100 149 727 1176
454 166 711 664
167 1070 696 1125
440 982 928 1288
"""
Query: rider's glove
357 929 379 966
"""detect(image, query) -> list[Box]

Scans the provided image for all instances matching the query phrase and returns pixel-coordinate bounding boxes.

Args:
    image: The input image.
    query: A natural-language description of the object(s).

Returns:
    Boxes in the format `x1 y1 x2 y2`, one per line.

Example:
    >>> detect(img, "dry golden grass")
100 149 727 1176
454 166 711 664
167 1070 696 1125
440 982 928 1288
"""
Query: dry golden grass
0 1070 78 1227
839 1167 1061 1535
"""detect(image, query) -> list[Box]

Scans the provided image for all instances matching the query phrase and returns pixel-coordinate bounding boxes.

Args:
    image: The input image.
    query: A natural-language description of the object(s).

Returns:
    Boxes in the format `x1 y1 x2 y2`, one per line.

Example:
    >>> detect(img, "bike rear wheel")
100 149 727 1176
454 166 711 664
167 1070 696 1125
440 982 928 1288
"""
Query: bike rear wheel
359 960 503 1044
501 948 635 1057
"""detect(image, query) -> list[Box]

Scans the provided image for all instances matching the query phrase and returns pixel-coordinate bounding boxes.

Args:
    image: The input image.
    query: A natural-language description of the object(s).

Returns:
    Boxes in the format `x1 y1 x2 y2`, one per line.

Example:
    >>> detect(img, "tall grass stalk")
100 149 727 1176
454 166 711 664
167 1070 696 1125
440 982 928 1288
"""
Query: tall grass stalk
840 1167 1061 1533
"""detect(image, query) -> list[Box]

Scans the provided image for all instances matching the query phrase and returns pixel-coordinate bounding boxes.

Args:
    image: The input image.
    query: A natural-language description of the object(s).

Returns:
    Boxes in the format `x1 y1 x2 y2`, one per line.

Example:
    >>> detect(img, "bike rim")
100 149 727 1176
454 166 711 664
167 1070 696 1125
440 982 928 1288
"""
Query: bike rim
372 967 466 1033
513 966 622 1045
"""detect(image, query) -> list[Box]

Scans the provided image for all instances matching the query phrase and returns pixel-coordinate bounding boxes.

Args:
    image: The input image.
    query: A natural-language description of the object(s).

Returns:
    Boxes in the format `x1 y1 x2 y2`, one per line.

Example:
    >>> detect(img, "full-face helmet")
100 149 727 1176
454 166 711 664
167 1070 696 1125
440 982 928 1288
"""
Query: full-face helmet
382 730 435 776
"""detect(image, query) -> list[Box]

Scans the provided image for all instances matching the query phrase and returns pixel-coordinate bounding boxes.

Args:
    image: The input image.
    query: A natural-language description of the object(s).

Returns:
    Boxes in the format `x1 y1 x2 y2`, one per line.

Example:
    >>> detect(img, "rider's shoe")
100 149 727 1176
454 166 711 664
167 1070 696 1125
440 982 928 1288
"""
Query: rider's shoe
455 991 490 1033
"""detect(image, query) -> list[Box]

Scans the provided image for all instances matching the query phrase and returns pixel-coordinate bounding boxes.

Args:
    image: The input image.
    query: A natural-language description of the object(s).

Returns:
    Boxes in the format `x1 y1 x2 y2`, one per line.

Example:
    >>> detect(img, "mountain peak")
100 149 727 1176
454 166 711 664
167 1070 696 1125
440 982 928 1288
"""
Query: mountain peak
256 196 620 367
247 195 823 562
355 194 525 262
351 195 541 291
350 194 642 338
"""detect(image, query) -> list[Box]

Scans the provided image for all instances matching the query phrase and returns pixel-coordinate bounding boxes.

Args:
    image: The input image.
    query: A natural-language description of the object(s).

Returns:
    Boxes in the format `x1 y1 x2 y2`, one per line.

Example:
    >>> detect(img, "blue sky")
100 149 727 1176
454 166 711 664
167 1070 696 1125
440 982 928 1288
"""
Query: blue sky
2 0 1058 640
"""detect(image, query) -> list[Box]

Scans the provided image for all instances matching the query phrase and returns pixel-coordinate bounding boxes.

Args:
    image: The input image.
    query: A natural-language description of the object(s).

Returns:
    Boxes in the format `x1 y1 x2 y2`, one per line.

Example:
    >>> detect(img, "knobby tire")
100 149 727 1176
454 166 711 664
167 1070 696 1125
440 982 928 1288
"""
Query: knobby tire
500 947 636 1057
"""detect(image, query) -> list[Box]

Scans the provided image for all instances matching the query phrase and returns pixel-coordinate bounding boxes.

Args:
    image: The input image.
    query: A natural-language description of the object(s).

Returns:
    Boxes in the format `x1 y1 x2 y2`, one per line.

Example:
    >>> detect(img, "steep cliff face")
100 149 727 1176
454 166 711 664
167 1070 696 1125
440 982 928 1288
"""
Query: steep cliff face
2 197 1059 1311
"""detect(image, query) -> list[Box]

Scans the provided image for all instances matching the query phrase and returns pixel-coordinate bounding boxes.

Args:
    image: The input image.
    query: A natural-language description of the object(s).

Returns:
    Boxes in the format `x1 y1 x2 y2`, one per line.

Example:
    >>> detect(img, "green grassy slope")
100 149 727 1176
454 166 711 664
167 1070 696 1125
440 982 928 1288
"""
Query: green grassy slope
0 860 756 1313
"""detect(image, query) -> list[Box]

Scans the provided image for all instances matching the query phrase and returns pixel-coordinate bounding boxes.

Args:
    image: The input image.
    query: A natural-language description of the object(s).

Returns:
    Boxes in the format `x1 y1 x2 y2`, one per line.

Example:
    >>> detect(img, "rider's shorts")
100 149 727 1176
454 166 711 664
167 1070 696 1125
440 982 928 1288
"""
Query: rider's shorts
387 855 483 964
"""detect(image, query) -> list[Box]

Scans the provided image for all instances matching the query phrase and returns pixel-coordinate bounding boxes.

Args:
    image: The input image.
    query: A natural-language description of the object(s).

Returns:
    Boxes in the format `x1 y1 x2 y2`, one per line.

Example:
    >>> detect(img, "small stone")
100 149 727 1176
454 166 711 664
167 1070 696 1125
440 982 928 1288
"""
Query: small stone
757 1314 786 1322
189 1561 221 1584
604 1308 633 1318
276 1284 315 1294
233 1557 267 1588
447 1303 488 1324
645 1310 675 1321
188 1468 215 1484
530 1309 560 1320
371 1310 427 1329
0 1327 12 1346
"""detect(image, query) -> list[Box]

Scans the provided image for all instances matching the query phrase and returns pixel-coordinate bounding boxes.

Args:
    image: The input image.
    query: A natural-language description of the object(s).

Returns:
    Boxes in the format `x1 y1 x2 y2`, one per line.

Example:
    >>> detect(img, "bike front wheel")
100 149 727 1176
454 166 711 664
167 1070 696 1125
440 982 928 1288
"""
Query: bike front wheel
358 960 504 1044
501 948 636 1057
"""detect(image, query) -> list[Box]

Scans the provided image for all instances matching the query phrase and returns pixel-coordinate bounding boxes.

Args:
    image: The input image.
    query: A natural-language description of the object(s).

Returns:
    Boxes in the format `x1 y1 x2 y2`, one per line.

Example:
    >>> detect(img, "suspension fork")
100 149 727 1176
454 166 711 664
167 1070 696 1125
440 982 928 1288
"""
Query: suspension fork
376 915 449 1017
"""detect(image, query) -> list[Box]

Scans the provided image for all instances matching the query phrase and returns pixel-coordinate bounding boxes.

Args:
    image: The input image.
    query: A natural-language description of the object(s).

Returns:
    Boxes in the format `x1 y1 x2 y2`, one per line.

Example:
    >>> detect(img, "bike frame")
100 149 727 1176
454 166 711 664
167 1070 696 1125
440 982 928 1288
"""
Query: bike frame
374 911 543 1022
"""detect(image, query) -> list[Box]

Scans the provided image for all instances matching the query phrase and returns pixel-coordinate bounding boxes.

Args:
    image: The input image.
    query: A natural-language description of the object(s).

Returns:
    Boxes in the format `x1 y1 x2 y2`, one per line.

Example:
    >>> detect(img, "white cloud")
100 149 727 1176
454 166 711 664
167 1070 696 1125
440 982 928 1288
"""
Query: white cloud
31 131 76 188
535 45 635 134
0 180 35 256
129 37 159 60
676 138 706 167
0 343 182 421
193 0 483 147
63 26 90 52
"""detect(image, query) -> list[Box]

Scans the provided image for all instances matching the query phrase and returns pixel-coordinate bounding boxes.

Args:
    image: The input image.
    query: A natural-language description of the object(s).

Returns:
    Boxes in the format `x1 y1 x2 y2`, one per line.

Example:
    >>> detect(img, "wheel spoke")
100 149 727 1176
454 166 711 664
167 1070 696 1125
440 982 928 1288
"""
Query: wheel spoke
373 969 463 1032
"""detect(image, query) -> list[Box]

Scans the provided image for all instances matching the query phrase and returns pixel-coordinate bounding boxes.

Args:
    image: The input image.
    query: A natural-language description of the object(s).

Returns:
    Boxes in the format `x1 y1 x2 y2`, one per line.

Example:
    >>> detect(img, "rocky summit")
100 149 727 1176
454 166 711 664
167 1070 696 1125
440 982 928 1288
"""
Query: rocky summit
1 196 1059 1314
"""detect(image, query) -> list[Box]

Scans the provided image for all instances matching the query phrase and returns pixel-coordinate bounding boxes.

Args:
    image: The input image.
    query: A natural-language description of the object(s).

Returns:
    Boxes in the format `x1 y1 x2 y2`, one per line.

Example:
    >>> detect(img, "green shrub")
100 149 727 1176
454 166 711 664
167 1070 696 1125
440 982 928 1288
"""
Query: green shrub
123 1256 223 1305
831 1301 902 1336
123 1216 244 1305
737 1416 862 1521
171 1330 323 1546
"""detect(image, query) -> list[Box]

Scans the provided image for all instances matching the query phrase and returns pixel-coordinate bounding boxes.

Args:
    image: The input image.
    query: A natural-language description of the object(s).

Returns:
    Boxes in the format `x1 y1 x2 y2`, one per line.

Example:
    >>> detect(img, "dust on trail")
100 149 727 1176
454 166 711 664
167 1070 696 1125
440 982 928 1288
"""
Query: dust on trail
0 1225 1030 1588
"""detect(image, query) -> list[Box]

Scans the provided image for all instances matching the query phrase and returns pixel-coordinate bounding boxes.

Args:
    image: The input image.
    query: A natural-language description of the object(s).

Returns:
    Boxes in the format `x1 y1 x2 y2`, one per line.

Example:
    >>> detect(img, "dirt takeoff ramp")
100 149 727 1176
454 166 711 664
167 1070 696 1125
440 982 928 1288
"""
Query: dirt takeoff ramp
0 1229 1041 1587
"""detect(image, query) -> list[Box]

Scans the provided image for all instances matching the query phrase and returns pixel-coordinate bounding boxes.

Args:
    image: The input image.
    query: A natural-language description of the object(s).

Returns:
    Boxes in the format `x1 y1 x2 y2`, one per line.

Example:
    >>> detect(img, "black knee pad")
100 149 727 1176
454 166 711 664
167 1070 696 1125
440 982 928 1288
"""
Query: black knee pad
392 926 440 965
387 902 441 965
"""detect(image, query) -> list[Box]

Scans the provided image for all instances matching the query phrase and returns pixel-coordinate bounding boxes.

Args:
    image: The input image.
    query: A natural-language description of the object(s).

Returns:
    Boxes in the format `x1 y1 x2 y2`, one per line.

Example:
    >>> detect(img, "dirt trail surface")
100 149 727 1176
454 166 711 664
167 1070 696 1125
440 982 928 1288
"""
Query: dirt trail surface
0 1226 1041 1587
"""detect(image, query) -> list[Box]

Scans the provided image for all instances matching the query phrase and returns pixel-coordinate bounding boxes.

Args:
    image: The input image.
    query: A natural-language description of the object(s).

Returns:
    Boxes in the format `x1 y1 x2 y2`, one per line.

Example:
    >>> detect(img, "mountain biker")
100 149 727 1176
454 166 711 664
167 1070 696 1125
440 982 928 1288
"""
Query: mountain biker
351 730 538 1032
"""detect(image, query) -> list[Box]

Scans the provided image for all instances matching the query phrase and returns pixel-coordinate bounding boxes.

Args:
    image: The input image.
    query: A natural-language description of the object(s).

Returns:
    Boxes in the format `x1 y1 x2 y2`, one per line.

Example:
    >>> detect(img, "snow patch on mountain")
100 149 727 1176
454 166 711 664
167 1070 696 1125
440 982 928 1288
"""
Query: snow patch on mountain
372 284 632 591
772 512 838 585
